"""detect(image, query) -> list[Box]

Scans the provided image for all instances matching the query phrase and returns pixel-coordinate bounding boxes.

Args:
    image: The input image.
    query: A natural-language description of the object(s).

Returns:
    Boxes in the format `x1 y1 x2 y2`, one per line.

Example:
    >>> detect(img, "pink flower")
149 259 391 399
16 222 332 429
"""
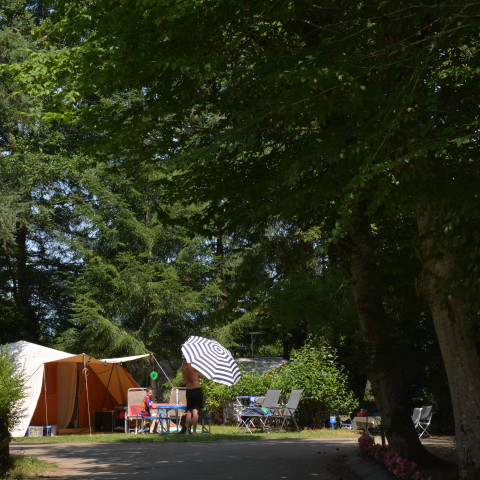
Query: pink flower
358 434 430 480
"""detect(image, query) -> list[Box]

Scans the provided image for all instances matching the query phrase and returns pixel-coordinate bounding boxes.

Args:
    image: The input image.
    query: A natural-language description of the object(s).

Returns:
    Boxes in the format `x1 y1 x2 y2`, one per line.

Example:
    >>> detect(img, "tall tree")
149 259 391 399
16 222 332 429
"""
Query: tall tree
54 163 223 360
5 1 480 475
0 0 81 343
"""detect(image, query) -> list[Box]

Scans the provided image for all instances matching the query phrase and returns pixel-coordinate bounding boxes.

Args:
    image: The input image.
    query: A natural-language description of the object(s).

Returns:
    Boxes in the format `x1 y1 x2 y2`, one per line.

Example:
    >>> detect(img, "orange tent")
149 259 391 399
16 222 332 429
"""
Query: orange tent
7 341 148 436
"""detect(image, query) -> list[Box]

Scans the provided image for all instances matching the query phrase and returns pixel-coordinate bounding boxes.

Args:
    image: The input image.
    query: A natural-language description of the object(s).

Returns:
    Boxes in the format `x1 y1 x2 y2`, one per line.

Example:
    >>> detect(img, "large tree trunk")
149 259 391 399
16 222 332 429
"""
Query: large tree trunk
416 202 480 479
339 205 430 461
14 225 38 341
0 417 9 475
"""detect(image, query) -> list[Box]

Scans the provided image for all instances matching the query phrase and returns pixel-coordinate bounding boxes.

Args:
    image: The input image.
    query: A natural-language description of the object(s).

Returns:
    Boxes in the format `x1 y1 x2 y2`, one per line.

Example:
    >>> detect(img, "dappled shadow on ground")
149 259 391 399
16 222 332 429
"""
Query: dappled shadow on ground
11 437 361 480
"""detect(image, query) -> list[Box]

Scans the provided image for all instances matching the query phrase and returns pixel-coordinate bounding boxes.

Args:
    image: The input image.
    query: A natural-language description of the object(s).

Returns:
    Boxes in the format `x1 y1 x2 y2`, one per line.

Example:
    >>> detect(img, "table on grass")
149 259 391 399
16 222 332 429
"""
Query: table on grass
126 403 186 433
353 415 381 435
153 404 187 433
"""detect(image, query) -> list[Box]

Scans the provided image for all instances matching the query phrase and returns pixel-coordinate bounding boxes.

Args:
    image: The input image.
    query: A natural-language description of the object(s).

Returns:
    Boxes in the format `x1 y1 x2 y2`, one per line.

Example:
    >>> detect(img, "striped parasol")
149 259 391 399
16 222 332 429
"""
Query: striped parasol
181 336 241 386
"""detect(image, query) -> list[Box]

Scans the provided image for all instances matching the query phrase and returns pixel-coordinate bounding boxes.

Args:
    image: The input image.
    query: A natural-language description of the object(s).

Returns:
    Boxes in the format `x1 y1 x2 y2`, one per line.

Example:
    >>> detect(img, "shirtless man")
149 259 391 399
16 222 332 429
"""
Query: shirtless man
182 362 203 435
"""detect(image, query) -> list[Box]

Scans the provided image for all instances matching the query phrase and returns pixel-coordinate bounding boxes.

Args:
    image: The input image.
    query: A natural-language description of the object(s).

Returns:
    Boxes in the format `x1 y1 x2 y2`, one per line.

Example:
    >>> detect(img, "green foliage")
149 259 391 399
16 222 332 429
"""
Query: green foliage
51 164 224 360
1 0 475 447
0 346 25 434
201 366 277 414
0 0 83 343
277 338 359 423
3 454 55 479
202 337 358 427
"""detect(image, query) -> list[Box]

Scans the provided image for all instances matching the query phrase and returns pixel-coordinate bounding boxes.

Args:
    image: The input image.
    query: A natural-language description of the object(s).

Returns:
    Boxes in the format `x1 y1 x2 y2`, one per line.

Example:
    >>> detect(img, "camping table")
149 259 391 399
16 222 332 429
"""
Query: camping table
236 406 270 434
152 403 187 433
353 415 381 435
125 403 186 433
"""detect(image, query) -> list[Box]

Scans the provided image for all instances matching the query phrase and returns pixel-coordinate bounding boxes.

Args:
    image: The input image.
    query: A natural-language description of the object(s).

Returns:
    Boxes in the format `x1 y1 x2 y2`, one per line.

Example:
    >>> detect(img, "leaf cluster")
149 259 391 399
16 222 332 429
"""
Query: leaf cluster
0 346 25 433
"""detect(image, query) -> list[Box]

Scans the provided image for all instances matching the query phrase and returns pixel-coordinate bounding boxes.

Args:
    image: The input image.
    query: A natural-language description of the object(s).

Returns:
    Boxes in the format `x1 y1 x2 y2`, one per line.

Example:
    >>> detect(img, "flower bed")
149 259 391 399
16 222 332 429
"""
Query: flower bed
358 433 433 480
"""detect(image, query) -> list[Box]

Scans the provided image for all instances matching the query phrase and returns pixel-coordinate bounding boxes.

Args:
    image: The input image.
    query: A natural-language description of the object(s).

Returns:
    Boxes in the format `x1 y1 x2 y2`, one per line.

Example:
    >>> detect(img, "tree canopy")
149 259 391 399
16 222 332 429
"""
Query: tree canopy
2 1 480 476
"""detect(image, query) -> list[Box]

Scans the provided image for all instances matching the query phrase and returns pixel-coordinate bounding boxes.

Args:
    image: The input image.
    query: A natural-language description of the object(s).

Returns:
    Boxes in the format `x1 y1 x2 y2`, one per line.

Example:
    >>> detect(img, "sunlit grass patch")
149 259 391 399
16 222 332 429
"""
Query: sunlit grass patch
12 425 361 444
3 455 56 479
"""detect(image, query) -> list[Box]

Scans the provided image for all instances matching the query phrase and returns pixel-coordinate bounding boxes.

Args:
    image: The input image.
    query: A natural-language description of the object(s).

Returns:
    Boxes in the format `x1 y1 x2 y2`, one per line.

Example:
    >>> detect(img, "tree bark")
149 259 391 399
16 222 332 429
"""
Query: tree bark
416 202 480 479
0 418 10 475
216 235 229 310
14 225 38 341
339 205 430 461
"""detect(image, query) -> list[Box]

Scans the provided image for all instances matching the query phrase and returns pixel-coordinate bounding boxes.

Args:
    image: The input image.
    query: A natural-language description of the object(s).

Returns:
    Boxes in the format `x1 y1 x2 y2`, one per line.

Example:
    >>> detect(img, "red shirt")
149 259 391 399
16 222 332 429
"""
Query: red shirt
141 395 152 418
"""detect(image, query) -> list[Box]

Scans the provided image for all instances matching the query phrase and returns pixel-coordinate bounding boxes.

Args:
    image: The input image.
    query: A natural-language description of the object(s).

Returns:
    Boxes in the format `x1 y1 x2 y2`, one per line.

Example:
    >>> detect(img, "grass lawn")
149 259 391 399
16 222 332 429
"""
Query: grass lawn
2 455 56 480
11 425 360 444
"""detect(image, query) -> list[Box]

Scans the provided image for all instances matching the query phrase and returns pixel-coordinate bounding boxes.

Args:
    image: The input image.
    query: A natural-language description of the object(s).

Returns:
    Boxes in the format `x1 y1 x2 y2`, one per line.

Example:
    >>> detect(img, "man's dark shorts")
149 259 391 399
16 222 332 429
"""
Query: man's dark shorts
186 387 204 412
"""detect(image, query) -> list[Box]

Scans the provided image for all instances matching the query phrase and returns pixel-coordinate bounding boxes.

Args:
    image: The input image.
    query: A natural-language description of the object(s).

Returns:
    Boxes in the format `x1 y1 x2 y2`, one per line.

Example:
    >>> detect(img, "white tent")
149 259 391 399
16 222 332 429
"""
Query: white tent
6 341 149 436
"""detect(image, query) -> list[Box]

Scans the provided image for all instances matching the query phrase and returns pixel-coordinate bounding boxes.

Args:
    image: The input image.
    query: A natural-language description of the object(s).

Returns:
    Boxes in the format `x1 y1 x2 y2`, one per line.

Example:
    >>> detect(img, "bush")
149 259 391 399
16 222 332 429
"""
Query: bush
276 337 359 426
201 366 278 421
202 336 359 427
0 345 25 472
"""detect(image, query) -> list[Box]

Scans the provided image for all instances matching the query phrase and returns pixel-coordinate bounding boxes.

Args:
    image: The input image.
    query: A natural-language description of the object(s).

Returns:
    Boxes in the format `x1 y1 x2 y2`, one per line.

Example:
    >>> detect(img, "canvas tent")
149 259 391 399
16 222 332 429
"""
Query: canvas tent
6 341 149 437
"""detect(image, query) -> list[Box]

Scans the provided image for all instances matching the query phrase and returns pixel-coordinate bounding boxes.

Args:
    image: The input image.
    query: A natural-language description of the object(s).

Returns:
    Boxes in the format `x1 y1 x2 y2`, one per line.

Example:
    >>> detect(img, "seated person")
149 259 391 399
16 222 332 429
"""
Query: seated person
141 387 159 433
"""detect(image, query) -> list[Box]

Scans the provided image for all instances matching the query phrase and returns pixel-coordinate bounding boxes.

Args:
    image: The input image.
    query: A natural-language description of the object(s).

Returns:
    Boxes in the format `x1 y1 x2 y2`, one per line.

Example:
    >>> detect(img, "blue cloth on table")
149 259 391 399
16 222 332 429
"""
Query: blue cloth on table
241 407 268 417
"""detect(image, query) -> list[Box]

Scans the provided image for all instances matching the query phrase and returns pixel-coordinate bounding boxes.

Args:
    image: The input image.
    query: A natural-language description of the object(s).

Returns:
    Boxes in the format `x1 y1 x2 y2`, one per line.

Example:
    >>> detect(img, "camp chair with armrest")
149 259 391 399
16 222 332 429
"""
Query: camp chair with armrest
233 396 250 422
126 388 146 433
412 407 422 429
415 406 432 438
236 388 282 433
270 389 303 432
126 387 168 434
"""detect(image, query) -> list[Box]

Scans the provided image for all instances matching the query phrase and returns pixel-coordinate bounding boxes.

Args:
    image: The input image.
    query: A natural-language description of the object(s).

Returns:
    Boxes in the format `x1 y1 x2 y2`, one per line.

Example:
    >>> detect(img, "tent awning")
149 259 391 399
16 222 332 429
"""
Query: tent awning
99 354 150 363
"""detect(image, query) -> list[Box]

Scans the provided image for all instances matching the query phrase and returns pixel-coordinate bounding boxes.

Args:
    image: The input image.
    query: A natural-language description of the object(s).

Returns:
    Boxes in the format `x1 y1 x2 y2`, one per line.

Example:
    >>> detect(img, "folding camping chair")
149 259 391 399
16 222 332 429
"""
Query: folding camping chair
125 388 146 433
236 389 282 433
414 406 432 438
412 407 422 430
125 387 169 434
270 389 303 432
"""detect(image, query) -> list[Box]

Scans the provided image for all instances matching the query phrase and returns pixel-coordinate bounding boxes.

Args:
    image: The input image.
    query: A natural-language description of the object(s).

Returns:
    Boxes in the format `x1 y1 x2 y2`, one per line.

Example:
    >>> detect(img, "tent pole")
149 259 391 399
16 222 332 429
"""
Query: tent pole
74 362 83 435
100 364 115 411
43 367 48 428
83 355 92 436
152 355 174 388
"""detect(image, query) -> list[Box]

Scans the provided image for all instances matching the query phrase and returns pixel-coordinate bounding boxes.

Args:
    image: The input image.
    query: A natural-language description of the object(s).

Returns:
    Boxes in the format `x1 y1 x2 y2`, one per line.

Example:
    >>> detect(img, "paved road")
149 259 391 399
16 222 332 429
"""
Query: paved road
11 437 385 480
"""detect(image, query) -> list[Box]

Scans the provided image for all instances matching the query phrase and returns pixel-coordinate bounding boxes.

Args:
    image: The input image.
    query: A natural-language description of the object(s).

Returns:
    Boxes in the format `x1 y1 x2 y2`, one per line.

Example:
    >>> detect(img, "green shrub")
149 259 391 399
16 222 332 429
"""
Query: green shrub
276 337 359 426
0 346 25 433
201 366 278 419
0 345 25 472
201 336 359 427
